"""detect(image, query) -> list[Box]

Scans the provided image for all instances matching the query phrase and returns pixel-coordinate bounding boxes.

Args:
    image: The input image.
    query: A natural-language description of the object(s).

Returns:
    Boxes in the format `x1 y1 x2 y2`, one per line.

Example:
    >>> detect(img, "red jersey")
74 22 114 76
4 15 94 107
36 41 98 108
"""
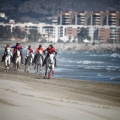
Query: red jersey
28 48 33 53
36 47 44 54
47 47 55 54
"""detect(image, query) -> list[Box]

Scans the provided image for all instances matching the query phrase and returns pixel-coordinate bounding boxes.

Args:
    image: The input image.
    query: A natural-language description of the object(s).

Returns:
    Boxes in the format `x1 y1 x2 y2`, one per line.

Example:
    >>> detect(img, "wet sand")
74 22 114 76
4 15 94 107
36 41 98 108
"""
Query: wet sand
0 61 120 120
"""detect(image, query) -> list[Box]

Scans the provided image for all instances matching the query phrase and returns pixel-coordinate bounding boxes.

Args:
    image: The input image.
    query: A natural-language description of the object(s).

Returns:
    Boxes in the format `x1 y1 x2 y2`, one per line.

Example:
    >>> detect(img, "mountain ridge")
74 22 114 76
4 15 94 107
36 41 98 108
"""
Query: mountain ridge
0 0 120 23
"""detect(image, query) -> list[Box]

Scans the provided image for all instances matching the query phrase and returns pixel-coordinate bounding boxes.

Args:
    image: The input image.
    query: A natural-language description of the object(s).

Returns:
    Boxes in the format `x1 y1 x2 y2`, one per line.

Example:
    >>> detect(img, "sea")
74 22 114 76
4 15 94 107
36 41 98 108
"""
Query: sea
0 50 120 83
55 51 120 83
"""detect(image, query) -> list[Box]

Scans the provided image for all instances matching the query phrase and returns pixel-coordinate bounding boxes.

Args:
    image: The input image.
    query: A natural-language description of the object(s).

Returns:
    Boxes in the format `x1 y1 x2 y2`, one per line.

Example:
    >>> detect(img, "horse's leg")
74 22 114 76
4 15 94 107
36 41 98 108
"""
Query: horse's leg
27 64 29 73
6 60 10 72
44 66 48 78
52 63 54 76
4 60 7 72
34 64 36 73
6 61 8 72
37 64 38 74
39 64 42 74
7 58 10 70
48 69 51 79
14 63 16 71
16 62 18 71
25 64 27 72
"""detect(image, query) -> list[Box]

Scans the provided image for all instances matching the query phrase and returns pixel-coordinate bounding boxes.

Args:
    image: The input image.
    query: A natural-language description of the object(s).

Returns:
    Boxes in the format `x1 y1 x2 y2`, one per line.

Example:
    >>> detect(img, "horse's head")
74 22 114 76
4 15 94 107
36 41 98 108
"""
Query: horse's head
6 48 11 55
48 54 54 64
38 50 43 55
16 50 20 57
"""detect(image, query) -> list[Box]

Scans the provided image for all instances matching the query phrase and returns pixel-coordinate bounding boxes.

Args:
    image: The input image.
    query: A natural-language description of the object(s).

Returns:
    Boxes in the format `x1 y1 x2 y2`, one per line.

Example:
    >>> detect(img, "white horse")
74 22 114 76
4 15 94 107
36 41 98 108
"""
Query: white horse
4 48 12 72
25 52 34 73
44 53 55 79
34 50 43 74
13 50 21 71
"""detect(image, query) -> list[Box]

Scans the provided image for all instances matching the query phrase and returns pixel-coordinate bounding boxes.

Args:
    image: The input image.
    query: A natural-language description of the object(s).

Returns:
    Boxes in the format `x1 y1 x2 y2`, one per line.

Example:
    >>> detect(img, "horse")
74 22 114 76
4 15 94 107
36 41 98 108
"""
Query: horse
44 53 55 79
34 50 43 74
25 52 34 73
4 48 12 72
13 50 21 71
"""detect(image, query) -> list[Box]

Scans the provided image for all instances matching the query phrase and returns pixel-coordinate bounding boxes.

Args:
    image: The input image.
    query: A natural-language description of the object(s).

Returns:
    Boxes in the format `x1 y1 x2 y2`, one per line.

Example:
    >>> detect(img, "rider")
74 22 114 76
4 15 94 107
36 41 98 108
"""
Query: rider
42 44 57 67
1 45 11 62
33 45 44 63
25 45 34 65
11 42 23 64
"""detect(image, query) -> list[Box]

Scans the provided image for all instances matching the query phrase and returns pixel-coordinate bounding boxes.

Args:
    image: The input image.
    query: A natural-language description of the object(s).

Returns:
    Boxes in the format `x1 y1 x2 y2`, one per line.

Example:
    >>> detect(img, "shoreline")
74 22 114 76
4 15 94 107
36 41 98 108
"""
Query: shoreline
0 60 120 120
0 41 120 52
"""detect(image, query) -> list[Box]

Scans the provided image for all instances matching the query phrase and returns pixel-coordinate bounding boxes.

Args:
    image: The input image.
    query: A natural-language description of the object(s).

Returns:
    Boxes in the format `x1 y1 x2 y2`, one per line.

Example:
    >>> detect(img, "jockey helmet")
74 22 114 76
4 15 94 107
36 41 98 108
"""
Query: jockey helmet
39 45 42 48
16 42 20 46
49 44 53 48
28 45 31 48
6 44 10 48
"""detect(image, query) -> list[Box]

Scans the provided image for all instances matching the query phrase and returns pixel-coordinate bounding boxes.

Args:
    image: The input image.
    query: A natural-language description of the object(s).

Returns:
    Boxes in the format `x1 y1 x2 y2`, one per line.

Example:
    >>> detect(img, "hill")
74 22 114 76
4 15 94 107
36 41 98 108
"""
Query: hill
0 0 120 23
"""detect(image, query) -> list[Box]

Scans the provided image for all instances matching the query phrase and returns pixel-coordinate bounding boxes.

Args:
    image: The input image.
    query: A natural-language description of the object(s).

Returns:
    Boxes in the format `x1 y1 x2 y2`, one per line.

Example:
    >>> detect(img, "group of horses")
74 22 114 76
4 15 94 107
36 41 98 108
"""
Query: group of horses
3 48 55 79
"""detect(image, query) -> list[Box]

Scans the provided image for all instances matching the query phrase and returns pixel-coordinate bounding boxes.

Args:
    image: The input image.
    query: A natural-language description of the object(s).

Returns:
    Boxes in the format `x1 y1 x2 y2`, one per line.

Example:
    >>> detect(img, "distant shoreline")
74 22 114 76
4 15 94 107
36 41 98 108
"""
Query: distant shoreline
0 41 120 52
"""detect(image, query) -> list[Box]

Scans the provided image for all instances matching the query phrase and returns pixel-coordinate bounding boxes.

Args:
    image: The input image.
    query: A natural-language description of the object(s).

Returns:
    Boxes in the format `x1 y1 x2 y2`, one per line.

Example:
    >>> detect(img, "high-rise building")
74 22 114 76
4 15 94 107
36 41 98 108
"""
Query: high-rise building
98 27 110 43
56 11 120 26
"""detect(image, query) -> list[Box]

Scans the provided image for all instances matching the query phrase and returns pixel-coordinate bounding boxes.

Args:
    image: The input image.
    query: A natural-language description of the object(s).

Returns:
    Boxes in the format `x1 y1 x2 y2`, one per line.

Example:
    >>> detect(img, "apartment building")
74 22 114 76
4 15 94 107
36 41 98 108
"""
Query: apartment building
107 11 120 26
58 11 74 25
56 11 120 26
98 27 110 43
75 11 88 25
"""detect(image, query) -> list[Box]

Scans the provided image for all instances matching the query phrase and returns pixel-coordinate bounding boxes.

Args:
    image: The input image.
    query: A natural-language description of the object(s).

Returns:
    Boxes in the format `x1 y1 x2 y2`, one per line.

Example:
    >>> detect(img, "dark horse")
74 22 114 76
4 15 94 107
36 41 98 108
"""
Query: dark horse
34 50 43 74
25 52 34 73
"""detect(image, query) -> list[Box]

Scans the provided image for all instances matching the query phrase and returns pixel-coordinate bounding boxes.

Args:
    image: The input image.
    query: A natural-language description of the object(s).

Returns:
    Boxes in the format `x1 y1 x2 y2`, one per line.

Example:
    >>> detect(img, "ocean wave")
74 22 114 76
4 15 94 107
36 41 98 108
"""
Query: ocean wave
111 53 120 58
110 77 120 82
106 66 120 71
78 65 120 71
97 73 103 76
89 54 108 57
82 61 104 65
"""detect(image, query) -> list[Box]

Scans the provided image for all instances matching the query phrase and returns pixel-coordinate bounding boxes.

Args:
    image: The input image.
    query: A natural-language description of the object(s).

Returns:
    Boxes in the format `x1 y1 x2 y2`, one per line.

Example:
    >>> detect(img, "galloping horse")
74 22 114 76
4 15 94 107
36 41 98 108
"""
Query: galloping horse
13 50 21 71
4 47 12 72
44 53 55 79
34 50 43 74
25 52 34 73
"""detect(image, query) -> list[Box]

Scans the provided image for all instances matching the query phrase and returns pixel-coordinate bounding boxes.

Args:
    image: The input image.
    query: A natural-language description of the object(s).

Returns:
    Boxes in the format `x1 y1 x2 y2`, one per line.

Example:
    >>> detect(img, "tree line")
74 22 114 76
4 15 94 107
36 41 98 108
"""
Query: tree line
0 25 90 43
0 25 26 40
0 25 42 41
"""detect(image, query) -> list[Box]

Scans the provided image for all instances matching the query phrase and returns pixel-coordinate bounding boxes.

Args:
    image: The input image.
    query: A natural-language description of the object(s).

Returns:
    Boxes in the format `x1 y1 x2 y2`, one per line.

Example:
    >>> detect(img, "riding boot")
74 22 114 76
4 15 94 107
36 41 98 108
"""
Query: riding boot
42 56 47 67
1 54 5 62
54 57 57 67
42 55 44 63
42 59 45 67
20 53 23 64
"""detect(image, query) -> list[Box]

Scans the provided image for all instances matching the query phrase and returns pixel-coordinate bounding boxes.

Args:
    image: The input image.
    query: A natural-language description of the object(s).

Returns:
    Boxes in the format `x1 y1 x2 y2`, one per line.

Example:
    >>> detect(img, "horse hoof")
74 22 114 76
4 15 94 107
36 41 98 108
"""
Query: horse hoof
48 74 51 79
43 76 47 79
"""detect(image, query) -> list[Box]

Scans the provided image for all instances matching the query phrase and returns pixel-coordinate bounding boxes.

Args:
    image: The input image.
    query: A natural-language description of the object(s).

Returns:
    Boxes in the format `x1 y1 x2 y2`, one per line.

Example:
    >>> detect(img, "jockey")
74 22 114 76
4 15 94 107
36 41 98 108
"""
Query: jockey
11 42 23 64
1 45 12 62
33 45 44 63
26 45 34 55
35 45 44 54
25 45 34 65
42 44 57 67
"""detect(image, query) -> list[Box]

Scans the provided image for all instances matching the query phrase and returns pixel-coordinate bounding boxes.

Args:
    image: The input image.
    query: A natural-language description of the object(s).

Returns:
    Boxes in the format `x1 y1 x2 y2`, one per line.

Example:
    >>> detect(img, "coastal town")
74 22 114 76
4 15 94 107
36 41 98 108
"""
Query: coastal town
0 11 120 44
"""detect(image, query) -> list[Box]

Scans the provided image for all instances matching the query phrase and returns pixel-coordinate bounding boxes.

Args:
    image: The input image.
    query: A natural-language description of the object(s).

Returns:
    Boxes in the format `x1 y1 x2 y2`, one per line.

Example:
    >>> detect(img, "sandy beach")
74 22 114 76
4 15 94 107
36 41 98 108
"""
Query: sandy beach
0 58 120 120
